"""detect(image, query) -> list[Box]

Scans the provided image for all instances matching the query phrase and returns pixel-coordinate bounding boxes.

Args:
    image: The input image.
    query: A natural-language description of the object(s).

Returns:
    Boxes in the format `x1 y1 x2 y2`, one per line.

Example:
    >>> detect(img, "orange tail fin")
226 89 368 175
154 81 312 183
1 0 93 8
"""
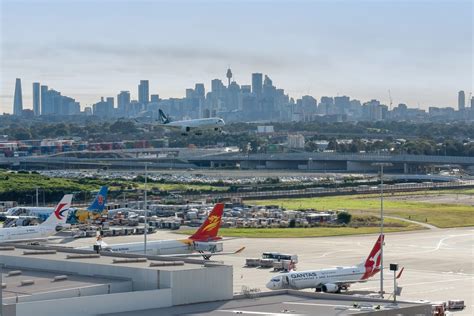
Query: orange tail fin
361 234 384 280
189 203 224 241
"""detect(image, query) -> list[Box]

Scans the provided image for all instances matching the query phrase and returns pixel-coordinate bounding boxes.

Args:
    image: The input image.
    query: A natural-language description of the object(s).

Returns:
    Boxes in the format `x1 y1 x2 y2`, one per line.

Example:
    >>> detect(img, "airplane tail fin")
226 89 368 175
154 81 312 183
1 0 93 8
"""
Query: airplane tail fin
360 234 384 280
158 109 170 124
41 194 73 227
189 203 224 241
87 186 108 212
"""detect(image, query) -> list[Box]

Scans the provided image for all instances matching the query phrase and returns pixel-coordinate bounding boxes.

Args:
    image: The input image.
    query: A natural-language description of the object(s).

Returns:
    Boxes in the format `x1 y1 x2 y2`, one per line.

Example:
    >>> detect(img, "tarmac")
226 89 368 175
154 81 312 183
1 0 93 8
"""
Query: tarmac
66 226 474 315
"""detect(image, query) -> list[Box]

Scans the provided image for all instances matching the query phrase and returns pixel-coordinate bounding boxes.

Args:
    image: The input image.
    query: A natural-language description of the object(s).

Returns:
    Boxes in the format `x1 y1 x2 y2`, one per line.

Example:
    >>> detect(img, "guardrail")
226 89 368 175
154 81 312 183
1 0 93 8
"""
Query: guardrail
183 180 474 201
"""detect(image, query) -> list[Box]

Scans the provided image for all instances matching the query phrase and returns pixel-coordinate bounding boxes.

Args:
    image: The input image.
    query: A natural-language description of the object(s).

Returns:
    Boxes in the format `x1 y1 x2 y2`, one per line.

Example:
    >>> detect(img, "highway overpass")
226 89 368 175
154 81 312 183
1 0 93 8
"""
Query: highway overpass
1 151 473 174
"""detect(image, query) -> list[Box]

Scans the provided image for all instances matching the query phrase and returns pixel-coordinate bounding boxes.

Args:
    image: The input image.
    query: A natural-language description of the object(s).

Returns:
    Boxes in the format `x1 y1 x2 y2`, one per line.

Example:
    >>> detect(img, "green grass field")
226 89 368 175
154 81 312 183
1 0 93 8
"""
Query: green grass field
177 217 423 238
248 193 474 228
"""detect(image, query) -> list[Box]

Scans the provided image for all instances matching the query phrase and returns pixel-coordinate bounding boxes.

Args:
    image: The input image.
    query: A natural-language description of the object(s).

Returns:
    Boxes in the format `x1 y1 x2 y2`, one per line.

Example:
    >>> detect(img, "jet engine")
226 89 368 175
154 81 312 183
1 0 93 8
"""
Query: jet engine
321 283 339 293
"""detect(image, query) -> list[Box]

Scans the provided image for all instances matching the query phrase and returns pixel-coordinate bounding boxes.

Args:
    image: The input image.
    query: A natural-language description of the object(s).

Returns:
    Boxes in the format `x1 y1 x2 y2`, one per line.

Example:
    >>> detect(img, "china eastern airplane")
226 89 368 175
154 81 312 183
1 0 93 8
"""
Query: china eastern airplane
266 235 401 293
157 109 225 136
0 195 72 243
5 186 108 224
80 203 245 259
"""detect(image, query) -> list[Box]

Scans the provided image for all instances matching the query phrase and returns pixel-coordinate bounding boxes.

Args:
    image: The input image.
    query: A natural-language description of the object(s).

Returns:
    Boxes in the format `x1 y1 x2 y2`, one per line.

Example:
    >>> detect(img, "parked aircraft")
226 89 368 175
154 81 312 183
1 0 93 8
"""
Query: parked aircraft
266 235 396 293
82 203 244 258
0 194 72 243
4 186 108 224
157 109 225 136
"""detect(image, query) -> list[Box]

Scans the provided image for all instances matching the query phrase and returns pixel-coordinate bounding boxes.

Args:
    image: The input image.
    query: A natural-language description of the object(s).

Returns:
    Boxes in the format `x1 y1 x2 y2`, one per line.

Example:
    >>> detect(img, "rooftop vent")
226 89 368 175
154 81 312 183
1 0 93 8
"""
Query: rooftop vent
20 280 35 286
52 275 68 282
112 258 147 264
149 261 185 267
23 250 57 255
7 270 22 277
66 254 100 259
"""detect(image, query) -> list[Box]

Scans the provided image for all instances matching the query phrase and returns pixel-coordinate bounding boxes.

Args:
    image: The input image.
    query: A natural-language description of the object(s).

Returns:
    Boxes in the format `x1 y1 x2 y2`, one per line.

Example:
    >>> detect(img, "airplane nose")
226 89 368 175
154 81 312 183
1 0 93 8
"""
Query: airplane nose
266 282 276 290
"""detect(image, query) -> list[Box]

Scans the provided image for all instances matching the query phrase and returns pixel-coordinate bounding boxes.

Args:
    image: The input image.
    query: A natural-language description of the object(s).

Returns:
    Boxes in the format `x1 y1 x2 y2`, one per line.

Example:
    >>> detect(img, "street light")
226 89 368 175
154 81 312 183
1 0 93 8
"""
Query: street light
144 163 148 254
371 162 392 298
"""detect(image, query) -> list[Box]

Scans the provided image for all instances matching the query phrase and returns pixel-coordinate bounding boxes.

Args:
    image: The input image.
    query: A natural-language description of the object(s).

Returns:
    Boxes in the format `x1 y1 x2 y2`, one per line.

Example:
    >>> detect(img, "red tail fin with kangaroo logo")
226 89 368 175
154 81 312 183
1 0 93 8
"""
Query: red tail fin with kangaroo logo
189 203 224 241
361 234 384 280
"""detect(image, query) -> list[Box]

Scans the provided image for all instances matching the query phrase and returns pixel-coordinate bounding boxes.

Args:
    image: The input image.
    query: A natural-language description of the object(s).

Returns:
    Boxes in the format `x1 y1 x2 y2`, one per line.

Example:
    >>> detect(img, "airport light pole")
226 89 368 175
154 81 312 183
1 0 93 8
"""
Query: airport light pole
372 162 392 298
144 163 148 254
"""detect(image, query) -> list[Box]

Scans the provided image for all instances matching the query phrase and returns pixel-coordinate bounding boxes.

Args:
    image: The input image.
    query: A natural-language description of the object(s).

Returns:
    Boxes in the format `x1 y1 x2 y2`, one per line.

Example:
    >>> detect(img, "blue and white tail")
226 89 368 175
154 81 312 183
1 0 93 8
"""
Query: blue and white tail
41 194 73 227
87 186 108 212
158 109 170 124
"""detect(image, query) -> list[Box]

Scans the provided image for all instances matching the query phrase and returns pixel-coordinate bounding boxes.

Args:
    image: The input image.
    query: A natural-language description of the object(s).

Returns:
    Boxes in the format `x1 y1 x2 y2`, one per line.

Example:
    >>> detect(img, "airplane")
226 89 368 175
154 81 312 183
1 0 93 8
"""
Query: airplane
0 194 72 243
266 235 397 293
81 203 245 259
3 186 108 224
157 109 225 136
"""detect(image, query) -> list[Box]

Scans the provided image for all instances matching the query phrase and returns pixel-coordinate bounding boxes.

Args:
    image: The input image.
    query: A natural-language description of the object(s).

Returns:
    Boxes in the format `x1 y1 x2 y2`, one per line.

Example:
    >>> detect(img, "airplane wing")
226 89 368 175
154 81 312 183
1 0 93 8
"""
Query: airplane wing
159 246 245 258
0 236 67 244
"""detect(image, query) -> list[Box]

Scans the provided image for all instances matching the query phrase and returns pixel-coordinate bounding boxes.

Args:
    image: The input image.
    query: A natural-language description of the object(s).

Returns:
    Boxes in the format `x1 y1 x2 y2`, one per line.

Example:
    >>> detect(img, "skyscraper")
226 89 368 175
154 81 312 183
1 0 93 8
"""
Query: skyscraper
40 85 50 115
138 80 149 105
13 78 23 115
32 82 40 116
458 90 465 111
252 73 263 95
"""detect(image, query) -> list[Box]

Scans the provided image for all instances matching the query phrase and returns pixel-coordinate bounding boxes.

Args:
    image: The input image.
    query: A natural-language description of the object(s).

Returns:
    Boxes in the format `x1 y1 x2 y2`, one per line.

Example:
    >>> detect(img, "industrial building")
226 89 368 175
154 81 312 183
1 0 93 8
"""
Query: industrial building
0 244 232 316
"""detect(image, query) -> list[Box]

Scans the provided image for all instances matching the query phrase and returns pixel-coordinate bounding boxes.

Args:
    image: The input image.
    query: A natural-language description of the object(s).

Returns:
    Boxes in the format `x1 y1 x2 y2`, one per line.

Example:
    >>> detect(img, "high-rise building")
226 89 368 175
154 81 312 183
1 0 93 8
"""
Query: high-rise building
471 96 474 108
13 78 23 115
150 94 160 103
138 80 149 105
117 91 131 112
32 82 41 116
40 85 49 115
194 83 205 99
252 73 263 95
458 90 465 111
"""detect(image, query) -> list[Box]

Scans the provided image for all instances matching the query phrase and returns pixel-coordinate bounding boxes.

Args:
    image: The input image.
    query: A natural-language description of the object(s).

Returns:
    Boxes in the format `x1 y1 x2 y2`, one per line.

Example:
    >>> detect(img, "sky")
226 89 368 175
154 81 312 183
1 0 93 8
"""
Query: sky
0 0 472 113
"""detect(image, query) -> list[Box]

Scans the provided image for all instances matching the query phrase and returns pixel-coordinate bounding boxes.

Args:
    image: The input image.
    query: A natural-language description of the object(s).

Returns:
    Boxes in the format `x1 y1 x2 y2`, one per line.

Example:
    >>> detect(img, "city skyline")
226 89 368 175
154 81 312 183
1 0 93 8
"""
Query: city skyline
1 0 473 113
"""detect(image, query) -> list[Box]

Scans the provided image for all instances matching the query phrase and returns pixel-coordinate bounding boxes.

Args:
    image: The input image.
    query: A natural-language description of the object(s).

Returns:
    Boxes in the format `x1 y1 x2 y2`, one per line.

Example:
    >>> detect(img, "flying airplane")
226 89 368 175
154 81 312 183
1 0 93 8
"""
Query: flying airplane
0 194 72 243
157 109 225 136
4 186 108 224
81 203 244 259
266 235 397 293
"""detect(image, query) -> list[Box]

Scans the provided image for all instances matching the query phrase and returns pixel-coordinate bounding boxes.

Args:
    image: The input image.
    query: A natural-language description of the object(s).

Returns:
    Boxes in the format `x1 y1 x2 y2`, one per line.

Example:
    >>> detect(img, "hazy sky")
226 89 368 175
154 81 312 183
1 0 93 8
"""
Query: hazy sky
1 0 472 113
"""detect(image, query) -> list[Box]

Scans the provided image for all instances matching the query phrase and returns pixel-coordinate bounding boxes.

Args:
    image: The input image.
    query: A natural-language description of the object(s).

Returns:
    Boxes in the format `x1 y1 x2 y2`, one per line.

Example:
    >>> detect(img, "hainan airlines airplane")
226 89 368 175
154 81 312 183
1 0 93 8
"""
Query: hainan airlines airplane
157 109 225 136
266 235 394 293
0 194 72 243
81 203 244 258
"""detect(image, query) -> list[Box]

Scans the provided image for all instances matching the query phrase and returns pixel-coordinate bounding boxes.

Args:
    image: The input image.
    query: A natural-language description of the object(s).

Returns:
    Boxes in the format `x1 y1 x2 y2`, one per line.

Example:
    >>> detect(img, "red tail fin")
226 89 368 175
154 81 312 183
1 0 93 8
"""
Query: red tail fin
189 204 224 241
361 234 384 280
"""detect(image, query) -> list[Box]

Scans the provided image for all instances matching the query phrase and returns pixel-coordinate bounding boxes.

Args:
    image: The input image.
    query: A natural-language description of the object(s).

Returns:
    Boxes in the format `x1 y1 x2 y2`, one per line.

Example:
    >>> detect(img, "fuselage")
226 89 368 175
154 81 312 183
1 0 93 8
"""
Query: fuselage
84 238 195 256
163 117 225 131
6 207 103 224
0 225 54 242
266 265 366 290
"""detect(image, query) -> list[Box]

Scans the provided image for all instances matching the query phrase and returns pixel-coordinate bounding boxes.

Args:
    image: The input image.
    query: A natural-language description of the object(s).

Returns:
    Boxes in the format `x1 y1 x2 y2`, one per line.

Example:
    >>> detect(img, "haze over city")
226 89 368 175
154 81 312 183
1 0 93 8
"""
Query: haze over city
1 0 472 113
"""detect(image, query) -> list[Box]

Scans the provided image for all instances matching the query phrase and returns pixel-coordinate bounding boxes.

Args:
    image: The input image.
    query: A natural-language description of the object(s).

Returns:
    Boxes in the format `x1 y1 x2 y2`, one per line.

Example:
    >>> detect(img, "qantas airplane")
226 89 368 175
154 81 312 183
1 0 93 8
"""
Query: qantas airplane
157 109 225 136
266 235 396 293
81 203 244 258
4 186 108 224
0 194 72 243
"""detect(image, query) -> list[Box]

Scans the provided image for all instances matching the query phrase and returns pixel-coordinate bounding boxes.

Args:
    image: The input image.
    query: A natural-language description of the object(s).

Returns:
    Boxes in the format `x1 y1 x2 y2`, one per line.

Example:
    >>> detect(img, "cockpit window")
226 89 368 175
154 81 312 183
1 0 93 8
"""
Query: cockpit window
271 278 280 282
